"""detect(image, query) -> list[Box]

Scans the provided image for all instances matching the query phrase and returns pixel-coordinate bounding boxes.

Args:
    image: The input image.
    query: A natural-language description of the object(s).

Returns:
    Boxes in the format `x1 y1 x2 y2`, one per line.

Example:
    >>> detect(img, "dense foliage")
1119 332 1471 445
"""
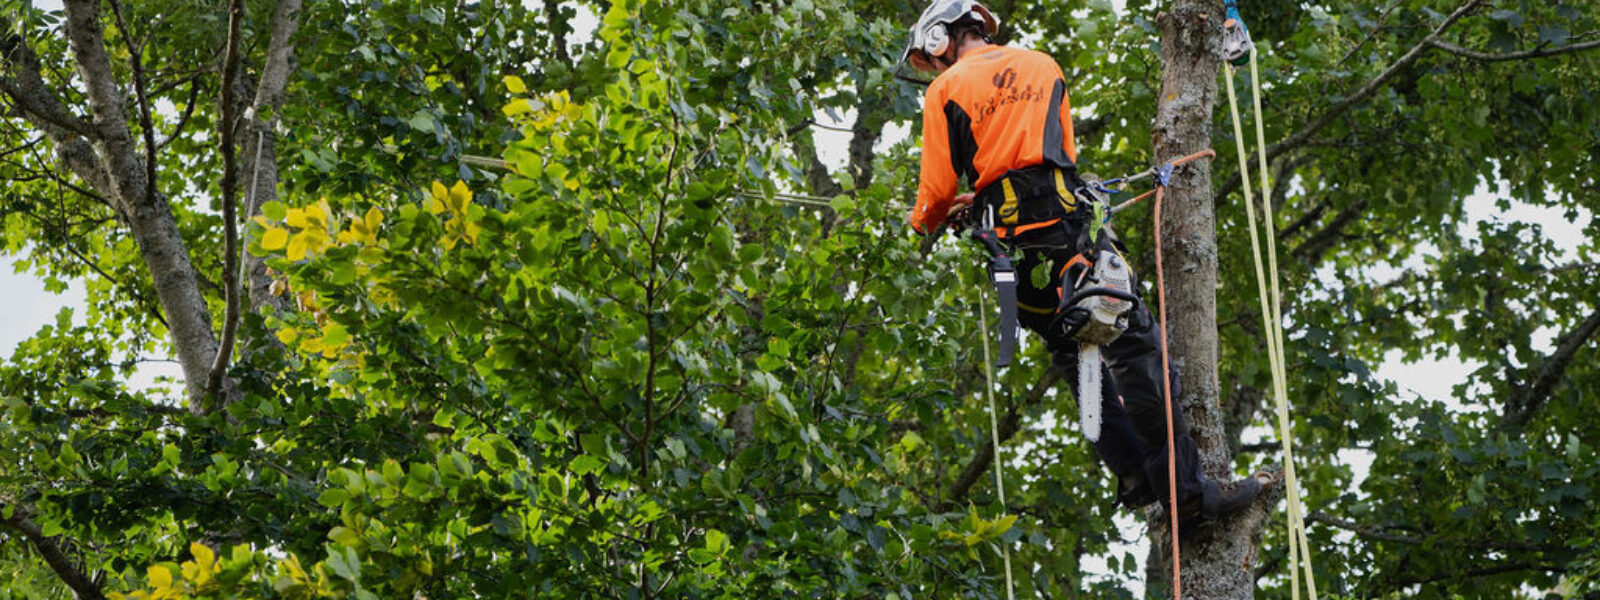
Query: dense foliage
2 0 1597 598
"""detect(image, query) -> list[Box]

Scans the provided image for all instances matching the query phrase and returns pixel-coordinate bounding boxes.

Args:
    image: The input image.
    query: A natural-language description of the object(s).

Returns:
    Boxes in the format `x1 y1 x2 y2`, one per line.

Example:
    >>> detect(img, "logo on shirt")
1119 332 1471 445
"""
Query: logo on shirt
976 69 1046 125
992 68 1017 90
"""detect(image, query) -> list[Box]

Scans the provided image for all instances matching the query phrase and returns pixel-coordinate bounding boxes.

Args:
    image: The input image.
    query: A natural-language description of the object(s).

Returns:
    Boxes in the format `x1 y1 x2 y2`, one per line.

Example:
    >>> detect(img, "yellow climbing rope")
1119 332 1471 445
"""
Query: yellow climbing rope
977 285 1018 600
1223 49 1320 600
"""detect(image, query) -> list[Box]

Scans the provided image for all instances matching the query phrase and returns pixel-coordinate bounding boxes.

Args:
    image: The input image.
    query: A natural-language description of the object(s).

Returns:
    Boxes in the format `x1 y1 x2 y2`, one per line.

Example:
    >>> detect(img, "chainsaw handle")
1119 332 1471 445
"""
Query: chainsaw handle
1064 286 1140 310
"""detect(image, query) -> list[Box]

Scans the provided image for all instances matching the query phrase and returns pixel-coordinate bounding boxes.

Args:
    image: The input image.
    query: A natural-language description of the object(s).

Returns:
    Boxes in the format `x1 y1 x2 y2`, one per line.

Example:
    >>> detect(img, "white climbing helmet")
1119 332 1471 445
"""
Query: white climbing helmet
903 0 1000 73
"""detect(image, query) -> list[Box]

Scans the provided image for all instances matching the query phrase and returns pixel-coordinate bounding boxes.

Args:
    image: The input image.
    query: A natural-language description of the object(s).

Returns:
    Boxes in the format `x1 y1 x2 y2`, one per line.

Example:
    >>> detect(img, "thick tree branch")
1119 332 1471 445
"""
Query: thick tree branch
106 0 158 208
1266 0 1484 161
62 0 135 146
0 504 107 600
1428 38 1600 62
947 369 1060 503
63 0 221 411
795 134 844 198
0 32 96 140
1308 511 1560 552
1217 0 1486 200
1501 307 1600 431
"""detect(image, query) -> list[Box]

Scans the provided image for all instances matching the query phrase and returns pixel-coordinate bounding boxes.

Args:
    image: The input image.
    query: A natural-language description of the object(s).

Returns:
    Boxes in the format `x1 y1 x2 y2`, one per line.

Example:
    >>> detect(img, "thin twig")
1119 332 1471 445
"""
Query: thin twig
1428 37 1600 62
206 0 246 402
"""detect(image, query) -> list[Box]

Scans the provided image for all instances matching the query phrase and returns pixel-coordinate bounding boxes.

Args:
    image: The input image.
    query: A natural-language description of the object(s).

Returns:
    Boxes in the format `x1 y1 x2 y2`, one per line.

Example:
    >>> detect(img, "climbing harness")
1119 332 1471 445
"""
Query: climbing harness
956 205 1028 368
1221 5 1319 599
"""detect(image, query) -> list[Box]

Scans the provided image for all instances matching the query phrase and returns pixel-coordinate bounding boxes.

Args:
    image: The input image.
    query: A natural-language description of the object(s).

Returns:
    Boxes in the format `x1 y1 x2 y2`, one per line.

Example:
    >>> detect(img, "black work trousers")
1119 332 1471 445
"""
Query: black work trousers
1007 217 1208 508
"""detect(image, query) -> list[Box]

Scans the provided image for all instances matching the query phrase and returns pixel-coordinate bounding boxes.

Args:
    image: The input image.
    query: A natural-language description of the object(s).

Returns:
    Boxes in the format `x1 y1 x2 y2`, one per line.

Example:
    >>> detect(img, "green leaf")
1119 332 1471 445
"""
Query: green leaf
570 455 605 476
408 110 437 133
606 46 632 70
326 546 361 581
317 488 350 508
705 529 729 552
261 201 287 221
1488 9 1523 28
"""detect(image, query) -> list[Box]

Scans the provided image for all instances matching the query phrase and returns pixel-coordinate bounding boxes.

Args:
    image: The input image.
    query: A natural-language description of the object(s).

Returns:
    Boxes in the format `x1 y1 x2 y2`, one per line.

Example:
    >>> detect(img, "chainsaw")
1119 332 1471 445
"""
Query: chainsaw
1049 180 1140 442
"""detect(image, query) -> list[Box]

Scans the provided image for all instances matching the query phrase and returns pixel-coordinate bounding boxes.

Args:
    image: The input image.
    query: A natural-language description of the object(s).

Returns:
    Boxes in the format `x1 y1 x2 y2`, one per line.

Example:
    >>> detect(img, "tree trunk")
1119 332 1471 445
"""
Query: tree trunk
62 0 221 412
1148 1 1274 598
241 0 304 316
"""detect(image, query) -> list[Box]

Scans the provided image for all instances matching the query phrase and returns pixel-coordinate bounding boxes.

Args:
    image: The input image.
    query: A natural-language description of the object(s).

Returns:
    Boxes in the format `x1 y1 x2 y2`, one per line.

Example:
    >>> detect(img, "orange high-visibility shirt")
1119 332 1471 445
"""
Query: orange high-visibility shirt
911 44 1077 234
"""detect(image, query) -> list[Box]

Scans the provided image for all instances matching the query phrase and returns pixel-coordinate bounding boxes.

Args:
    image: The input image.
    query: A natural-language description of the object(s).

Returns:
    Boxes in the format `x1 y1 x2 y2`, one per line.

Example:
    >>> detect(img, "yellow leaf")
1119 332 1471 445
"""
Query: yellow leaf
430 180 448 200
303 228 330 255
448 180 472 213
503 75 527 93
262 227 289 250
269 278 288 297
307 199 330 228
285 208 309 229
502 99 532 117
287 230 327 261
564 177 579 191
363 207 384 231
191 542 214 570
282 555 309 583
276 328 299 344
148 565 174 589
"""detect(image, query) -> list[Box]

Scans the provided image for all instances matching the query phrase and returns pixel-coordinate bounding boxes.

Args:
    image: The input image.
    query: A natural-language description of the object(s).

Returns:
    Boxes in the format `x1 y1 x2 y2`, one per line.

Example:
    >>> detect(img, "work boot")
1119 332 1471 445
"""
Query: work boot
1116 474 1158 509
1175 471 1271 528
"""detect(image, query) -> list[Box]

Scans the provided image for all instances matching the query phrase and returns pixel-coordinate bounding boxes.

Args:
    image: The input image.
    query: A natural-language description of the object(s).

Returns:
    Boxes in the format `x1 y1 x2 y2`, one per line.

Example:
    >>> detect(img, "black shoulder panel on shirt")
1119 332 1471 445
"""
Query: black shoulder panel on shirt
1043 78 1073 169
944 99 979 185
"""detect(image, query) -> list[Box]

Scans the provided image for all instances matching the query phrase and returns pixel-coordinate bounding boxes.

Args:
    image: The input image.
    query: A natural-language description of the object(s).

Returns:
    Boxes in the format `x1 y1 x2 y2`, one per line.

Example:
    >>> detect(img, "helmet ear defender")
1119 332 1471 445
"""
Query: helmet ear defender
921 22 950 59
901 1 1002 76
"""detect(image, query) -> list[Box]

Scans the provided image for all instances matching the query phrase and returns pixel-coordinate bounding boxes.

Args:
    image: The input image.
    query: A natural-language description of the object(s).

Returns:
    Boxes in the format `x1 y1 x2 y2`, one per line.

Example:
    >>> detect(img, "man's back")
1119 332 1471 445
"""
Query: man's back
914 44 1078 232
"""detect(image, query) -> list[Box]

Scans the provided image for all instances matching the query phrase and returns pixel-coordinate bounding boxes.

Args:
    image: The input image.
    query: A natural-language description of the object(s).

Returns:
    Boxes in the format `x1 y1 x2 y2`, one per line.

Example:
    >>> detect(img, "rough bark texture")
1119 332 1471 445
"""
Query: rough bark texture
0 503 106 600
62 0 220 412
1149 1 1269 598
240 0 304 315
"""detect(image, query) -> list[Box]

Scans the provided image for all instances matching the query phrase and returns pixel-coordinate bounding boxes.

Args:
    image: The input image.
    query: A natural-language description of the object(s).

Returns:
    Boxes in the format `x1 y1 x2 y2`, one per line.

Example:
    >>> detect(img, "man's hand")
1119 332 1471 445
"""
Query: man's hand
946 192 974 219
948 192 975 215
909 193 976 236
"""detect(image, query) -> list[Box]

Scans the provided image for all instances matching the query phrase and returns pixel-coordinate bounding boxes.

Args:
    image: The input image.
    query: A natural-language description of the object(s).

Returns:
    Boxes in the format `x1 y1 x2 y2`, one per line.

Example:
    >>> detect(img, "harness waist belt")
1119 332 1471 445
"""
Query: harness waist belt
973 165 1083 237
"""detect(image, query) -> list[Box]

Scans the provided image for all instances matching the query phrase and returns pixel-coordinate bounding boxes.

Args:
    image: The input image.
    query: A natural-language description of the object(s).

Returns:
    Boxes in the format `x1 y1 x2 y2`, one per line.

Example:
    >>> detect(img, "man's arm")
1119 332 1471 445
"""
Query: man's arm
911 85 959 234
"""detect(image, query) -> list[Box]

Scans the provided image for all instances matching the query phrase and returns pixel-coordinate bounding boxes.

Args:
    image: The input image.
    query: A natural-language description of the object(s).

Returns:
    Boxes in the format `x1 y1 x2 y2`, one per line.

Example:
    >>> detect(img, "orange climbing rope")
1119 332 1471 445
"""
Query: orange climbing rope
1154 180 1181 599
1131 148 1214 600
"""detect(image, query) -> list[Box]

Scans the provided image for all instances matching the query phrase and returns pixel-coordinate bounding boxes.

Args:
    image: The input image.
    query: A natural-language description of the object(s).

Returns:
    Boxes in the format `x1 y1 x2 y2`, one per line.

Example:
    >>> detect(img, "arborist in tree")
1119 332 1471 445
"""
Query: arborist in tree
899 0 1271 530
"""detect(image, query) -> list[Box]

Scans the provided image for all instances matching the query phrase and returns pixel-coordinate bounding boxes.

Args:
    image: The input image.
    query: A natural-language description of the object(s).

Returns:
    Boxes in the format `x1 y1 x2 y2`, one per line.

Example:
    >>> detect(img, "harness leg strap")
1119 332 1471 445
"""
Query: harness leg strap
973 229 1019 367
